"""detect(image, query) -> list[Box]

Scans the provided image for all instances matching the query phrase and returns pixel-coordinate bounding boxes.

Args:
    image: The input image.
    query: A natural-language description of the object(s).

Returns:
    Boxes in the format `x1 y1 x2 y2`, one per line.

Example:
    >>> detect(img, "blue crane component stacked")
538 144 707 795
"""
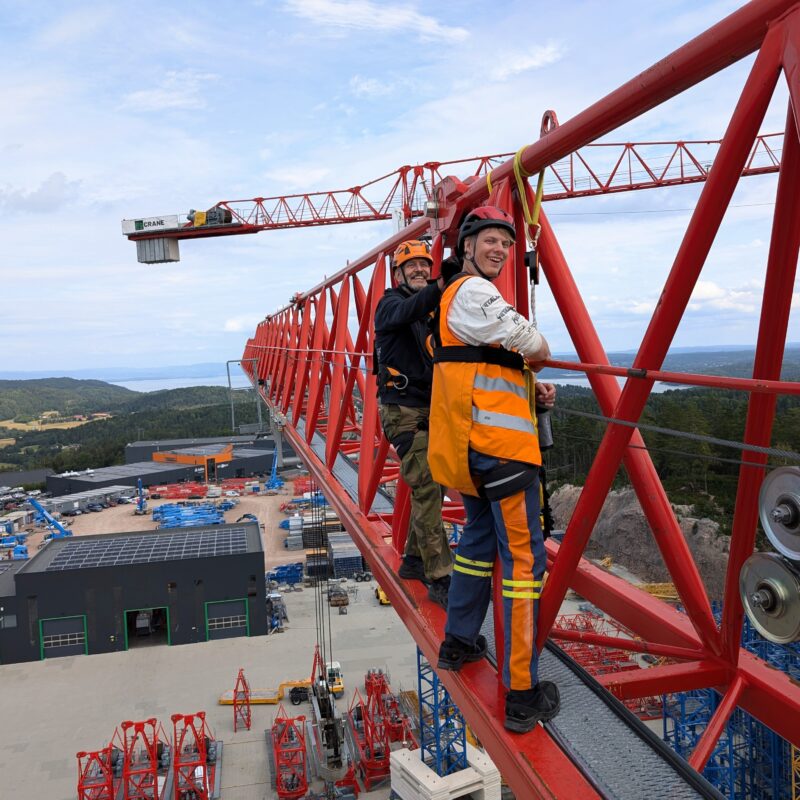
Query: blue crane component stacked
266 562 304 586
664 606 800 798
152 503 225 529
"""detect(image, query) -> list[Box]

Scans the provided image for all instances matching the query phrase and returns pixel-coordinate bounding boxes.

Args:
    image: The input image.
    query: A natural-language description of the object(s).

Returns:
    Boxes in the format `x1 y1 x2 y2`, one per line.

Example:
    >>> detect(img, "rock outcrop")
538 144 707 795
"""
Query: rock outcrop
549 484 730 599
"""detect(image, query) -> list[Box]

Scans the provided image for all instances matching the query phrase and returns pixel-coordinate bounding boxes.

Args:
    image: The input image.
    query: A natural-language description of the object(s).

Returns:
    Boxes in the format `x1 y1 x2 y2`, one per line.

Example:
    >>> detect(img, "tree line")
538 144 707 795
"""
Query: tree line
0 399 259 473
542 385 800 536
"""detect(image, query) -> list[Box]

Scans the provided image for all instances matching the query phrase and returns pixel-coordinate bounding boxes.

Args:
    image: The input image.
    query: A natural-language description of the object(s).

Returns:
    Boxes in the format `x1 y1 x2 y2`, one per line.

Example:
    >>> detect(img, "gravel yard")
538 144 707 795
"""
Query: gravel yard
26 487 306 571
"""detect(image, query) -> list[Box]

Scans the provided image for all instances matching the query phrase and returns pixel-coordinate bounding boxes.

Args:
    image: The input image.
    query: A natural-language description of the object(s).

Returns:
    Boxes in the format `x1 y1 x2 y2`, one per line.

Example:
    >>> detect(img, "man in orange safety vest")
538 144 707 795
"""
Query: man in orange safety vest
428 206 560 733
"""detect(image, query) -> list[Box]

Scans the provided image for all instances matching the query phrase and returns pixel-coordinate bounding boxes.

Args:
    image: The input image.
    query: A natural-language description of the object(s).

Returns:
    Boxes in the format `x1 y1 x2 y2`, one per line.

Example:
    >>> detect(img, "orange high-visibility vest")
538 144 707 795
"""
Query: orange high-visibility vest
428 275 542 496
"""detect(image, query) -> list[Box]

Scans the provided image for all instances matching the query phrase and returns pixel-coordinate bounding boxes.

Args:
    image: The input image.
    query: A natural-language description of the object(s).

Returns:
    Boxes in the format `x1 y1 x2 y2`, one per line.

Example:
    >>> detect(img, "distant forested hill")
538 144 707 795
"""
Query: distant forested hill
0 378 137 419
0 380 259 474
0 378 241 421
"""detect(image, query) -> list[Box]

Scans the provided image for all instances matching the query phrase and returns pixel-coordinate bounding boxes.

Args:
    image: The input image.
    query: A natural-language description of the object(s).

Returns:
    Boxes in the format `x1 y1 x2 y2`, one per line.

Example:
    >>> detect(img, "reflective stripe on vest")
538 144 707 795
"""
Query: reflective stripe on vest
473 373 528 398
472 407 536 434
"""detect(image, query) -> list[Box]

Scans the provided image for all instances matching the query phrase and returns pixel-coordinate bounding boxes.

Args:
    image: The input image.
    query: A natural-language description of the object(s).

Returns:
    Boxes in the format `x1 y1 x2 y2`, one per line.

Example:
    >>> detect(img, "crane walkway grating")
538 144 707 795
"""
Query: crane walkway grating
290 419 722 797
480 613 724 800
295 420 393 514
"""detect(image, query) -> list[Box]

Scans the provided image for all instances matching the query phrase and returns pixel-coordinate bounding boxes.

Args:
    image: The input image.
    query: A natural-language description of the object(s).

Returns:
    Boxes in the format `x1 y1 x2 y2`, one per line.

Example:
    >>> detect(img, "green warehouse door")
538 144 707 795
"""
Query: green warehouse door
205 599 249 641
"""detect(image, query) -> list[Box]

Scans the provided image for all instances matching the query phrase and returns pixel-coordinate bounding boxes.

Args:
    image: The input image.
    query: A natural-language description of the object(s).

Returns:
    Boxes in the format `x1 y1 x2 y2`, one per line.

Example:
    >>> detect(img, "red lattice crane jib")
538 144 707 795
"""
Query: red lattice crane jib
239 2 800 797
233 667 252 732
126 135 781 242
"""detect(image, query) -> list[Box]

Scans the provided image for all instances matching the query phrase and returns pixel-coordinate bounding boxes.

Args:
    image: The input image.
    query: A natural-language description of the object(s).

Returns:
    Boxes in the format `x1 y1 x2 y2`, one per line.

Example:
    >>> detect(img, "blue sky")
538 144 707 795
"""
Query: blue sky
0 0 795 374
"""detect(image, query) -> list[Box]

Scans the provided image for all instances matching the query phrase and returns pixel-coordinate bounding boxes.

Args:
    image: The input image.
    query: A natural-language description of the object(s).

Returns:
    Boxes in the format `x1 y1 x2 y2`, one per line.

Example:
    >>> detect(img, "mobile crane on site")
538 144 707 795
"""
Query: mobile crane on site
28 497 72 541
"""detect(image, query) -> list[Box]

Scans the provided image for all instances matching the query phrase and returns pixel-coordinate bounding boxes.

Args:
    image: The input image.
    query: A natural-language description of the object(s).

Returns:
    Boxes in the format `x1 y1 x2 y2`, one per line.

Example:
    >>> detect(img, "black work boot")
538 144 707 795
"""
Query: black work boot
504 681 561 733
427 575 450 609
398 555 430 585
437 634 488 671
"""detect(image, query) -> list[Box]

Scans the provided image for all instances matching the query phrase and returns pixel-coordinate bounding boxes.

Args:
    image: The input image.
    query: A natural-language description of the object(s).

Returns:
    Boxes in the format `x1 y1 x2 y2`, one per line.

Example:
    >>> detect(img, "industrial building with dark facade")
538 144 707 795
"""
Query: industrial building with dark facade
0 521 267 664
46 434 296 495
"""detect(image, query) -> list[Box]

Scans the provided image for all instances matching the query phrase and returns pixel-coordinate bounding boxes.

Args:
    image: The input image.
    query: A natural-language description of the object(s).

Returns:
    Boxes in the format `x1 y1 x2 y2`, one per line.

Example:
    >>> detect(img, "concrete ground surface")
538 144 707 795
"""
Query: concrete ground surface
5 486 598 799
0 582 420 800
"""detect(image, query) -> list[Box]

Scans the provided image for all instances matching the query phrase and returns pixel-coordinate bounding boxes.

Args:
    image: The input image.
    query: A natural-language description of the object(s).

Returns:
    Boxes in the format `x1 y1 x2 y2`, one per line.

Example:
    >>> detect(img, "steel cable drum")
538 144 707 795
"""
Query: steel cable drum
759 466 800 561
740 552 800 644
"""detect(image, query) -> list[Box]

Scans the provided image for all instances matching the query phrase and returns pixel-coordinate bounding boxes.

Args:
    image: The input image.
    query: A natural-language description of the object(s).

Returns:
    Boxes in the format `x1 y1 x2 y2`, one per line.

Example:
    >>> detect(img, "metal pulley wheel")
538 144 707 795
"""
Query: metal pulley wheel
739 552 800 644
759 466 800 561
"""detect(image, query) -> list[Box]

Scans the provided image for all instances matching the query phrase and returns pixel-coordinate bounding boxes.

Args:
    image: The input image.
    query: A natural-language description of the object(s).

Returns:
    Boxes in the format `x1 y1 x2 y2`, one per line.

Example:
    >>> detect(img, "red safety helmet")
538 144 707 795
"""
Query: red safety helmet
456 206 516 256
393 239 433 269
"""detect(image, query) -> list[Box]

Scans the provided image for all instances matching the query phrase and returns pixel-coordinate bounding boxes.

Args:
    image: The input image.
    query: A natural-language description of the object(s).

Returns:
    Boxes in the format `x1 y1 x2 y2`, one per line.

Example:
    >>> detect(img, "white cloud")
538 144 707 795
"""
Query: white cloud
490 43 566 81
283 0 468 41
36 7 114 47
224 316 264 333
0 1 794 371
0 172 81 214
120 70 219 112
264 166 331 190
688 280 759 313
350 75 393 98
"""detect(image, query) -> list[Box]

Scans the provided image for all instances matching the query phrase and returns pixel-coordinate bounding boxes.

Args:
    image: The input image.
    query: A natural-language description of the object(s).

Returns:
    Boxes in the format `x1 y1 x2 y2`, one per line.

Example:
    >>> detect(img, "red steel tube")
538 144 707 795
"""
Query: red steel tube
598 660 731 699
544 359 800 395
689 675 746 772
720 104 800 661
537 23 783 654
536 207 720 651
549 629 705 662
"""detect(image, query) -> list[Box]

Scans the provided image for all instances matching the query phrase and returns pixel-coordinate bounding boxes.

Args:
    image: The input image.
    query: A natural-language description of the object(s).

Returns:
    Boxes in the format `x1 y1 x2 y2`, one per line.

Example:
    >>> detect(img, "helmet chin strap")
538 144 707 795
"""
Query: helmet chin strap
464 251 498 281
398 264 425 290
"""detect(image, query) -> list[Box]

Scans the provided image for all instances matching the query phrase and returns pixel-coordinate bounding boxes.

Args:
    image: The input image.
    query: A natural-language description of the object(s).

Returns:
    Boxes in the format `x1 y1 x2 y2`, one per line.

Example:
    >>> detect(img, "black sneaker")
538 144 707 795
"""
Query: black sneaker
504 681 560 733
427 575 450 609
437 634 487 671
398 556 429 585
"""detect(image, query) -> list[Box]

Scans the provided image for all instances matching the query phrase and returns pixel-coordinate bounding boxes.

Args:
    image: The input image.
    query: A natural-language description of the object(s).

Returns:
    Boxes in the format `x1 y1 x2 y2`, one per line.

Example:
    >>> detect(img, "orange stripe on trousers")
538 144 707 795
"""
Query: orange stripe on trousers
500 490 535 691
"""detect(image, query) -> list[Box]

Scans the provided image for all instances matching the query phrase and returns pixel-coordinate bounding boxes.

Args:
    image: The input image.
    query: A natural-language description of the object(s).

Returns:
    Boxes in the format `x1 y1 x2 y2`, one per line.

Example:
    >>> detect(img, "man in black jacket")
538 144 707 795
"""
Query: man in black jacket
374 239 453 608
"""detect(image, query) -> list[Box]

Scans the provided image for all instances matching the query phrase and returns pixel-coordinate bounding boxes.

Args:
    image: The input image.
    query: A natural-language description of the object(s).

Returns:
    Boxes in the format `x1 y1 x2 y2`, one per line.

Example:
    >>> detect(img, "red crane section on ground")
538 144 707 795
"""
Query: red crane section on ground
241 1 800 797
271 704 309 800
76 748 114 800
233 667 252 732
124 134 781 242
118 719 165 800
172 711 215 800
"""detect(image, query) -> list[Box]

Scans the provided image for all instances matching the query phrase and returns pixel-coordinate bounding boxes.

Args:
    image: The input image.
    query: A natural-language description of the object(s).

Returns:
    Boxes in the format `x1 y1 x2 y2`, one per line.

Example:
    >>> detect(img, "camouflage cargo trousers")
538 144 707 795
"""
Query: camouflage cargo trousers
379 403 454 581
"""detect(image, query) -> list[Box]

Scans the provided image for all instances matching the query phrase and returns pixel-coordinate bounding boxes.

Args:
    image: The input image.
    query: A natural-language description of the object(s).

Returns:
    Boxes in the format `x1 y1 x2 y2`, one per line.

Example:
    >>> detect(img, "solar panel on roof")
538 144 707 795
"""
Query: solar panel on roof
46 527 249 571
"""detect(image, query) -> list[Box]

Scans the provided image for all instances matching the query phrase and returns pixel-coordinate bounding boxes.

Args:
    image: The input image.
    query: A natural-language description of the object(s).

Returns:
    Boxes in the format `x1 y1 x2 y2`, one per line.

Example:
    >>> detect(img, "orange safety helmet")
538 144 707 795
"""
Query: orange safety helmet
393 239 433 269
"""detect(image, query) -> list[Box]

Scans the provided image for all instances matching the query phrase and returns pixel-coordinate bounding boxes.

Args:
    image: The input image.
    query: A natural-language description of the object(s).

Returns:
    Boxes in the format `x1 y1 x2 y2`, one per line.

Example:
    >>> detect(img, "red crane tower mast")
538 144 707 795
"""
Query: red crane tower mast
232 667 252 733
237 1 800 797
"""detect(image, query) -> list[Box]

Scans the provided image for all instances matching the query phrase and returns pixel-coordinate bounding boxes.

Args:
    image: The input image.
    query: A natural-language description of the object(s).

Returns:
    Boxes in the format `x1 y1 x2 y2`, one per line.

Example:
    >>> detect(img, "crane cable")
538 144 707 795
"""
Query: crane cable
553 406 800 463
309 477 335 687
252 345 800 465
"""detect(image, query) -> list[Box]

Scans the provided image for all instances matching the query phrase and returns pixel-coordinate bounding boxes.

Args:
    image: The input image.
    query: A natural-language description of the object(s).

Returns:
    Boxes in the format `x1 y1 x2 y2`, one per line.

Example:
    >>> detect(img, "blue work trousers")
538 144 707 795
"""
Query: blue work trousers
445 462 545 691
